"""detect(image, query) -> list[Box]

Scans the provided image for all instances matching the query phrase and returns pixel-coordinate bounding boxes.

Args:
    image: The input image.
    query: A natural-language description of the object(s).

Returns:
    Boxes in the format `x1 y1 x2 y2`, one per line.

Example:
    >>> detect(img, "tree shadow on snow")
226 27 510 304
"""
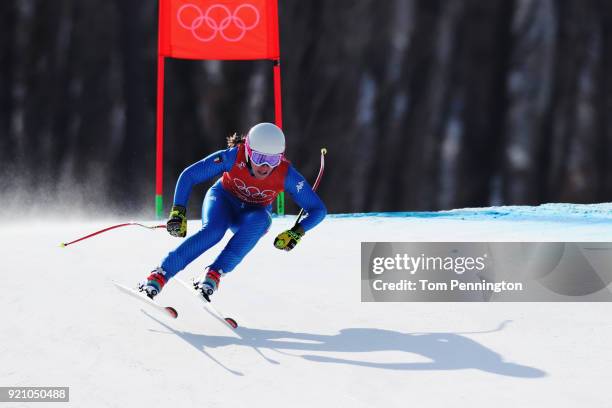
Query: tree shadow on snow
145 313 545 378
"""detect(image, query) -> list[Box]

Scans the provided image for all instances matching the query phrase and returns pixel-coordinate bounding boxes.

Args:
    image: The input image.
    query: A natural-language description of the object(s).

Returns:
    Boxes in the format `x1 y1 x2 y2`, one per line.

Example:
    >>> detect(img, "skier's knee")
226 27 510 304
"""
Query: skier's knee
200 223 227 245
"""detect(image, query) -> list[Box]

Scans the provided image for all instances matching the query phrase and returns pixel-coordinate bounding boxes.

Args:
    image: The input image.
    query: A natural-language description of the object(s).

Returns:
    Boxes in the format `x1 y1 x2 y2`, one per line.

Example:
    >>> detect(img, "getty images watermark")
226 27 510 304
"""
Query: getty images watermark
361 242 612 301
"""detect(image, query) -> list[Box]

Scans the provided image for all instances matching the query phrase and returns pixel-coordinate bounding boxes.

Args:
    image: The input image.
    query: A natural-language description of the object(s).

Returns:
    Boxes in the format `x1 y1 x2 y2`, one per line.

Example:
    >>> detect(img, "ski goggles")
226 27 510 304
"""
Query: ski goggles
245 142 283 168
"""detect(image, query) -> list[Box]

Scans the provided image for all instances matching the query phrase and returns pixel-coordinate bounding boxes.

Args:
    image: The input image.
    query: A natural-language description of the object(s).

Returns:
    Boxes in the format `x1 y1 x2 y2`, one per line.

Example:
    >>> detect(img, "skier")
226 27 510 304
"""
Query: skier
139 122 327 301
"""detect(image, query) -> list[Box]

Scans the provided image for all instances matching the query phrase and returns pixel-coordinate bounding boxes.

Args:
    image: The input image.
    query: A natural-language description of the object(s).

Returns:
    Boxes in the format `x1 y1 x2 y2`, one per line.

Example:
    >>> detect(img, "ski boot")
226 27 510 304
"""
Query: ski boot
193 268 223 302
138 267 167 299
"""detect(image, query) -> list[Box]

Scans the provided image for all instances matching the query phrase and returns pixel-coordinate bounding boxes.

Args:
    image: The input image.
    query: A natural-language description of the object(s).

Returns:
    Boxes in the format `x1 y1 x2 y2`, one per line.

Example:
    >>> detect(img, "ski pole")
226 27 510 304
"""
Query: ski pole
60 222 166 248
63 149 327 247
295 147 327 226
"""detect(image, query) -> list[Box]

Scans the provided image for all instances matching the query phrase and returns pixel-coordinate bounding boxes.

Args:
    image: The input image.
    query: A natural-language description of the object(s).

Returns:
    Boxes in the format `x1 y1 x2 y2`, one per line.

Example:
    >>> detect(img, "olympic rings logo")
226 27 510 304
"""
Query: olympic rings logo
177 3 261 42
232 177 275 200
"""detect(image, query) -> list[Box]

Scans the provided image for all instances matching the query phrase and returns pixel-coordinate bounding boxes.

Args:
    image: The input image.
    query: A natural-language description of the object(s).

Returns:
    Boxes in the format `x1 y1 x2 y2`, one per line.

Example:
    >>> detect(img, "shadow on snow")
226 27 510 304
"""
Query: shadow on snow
144 312 545 378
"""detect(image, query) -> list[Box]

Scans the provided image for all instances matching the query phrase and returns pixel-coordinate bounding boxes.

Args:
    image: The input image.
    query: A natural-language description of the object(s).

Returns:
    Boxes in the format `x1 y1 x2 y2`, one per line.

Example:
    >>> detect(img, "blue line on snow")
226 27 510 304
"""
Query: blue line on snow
274 203 612 224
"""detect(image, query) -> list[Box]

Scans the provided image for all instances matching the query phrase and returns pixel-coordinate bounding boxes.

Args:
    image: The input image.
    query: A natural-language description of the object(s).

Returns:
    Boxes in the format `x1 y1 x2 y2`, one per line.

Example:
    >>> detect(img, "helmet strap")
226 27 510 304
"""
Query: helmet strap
244 144 255 174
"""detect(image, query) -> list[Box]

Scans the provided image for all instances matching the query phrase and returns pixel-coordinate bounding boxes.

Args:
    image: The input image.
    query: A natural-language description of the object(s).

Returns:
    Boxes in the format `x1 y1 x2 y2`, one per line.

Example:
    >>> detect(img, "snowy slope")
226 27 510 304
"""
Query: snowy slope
2 204 612 408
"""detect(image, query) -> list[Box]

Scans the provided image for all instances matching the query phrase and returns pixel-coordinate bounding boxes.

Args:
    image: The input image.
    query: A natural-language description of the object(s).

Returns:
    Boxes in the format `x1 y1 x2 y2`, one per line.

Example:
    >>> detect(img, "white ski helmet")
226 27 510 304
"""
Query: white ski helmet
246 122 285 154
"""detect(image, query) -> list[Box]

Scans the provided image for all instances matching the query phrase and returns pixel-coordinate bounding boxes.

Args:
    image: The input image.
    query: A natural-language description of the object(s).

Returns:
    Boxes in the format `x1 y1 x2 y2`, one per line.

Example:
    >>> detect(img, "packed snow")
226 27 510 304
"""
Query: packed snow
2 204 612 407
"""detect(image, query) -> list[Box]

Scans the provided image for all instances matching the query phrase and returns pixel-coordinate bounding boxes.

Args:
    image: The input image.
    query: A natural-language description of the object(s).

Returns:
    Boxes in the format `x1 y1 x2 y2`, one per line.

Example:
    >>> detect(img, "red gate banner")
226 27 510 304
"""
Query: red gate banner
156 0 282 218
159 0 280 60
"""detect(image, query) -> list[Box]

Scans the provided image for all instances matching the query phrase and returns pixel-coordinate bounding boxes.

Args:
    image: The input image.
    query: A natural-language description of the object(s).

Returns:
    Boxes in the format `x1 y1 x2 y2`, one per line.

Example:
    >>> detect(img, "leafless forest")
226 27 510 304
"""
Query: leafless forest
1 0 611 216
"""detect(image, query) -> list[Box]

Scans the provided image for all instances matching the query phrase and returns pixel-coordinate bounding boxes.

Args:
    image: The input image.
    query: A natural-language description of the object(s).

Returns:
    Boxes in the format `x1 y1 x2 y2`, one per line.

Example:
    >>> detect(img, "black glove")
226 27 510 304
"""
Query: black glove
166 205 187 238
274 224 305 251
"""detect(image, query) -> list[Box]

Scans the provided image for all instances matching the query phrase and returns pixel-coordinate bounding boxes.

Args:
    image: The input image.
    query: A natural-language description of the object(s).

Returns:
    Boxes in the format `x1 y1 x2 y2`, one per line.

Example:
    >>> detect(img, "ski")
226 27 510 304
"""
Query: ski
175 278 238 329
112 281 178 319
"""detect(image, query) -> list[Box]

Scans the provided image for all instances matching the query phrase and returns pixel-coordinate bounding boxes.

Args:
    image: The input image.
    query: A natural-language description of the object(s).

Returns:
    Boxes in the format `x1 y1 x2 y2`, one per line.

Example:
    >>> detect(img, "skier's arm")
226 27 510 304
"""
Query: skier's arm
274 165 327 251
284 165 327 231
173 148 237 207
273 165 326 251
166 148 237 238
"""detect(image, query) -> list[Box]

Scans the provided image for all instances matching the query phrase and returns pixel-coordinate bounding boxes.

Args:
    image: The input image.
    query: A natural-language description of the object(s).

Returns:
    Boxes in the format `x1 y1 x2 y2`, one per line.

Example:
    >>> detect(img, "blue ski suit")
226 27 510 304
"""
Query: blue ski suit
160 146 326 278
